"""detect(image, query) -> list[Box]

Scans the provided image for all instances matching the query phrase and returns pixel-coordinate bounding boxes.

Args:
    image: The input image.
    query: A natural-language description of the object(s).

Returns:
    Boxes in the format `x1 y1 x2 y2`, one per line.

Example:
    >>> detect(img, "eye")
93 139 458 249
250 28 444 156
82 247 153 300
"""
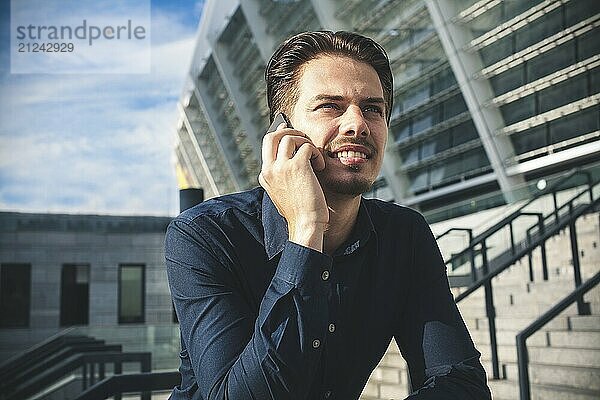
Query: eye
363 105 384 116
315 103 340 111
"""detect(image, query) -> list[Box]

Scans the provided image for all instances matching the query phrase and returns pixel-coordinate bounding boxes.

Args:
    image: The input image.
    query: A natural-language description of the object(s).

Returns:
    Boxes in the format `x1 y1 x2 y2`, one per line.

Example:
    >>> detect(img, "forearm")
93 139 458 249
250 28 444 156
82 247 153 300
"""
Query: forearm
167 220 331 400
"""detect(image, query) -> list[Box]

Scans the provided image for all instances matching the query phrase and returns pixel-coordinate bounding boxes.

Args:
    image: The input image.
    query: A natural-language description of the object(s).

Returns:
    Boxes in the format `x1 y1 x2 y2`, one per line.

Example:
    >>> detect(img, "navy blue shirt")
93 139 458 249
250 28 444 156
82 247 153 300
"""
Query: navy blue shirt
165 187 491 400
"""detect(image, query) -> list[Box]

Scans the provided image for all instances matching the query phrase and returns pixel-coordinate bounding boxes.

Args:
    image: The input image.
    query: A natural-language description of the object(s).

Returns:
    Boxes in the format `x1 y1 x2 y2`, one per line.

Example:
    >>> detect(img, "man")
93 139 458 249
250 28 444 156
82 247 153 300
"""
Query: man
166 31 491 400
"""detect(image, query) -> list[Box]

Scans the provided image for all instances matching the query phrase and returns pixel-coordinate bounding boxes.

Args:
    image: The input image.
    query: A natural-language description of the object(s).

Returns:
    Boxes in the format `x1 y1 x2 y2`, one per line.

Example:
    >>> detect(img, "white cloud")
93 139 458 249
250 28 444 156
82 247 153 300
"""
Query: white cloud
0 3 198 216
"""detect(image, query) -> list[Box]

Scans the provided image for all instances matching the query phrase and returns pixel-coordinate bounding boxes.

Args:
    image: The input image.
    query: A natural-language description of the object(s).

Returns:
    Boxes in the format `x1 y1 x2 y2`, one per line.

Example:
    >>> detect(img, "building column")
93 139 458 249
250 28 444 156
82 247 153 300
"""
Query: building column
192 81 244 191
239 0 278 64
211 40 263 164
426 0 525 202
178 102 222 196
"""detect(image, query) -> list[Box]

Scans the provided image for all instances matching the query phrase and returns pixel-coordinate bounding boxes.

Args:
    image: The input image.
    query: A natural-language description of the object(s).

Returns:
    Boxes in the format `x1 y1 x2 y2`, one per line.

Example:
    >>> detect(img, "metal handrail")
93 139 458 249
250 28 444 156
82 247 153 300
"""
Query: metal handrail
452 180 599 379
445 168 592 273
516 271 600 400
3 351 151 400
455 191 599 302
0 327 77 377
6 343 122 391
75 371 181 400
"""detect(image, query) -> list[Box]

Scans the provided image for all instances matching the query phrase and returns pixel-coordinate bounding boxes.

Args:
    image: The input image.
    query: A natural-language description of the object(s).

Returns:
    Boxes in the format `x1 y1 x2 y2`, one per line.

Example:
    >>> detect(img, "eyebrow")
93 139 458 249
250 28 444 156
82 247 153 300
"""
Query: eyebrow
309 94 385 104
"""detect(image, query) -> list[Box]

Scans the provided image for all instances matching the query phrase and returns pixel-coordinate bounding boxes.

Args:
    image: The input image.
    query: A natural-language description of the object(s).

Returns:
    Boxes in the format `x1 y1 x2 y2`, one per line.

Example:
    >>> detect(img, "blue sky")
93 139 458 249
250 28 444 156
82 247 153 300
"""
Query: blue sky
0 0 204 216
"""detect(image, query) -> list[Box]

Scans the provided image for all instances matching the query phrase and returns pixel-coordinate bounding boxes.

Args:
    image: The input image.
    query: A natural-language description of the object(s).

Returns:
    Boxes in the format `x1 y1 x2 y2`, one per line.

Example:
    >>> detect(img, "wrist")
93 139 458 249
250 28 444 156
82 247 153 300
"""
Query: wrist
288 220 325 252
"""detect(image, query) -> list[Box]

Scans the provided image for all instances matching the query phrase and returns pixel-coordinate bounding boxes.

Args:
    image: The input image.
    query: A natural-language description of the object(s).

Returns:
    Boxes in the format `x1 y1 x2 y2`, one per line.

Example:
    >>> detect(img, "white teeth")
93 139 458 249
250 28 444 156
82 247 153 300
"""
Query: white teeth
336 150 367 159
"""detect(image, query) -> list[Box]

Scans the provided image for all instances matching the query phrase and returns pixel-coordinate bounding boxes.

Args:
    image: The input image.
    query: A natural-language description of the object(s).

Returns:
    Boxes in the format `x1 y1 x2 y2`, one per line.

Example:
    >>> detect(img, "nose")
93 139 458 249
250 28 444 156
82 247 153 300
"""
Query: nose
339 105 369 137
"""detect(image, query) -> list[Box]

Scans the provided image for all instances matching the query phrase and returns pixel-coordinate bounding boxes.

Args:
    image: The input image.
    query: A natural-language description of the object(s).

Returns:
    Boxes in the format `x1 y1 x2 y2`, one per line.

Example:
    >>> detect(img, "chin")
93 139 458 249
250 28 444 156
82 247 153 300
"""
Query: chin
320 174 374 196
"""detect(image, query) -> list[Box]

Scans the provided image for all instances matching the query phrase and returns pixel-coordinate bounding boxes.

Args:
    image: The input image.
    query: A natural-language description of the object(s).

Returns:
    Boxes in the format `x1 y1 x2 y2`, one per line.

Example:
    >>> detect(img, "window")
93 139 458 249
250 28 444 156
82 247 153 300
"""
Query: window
408 167 429 193
490 64 525 96
453 121 479 146
462 148 490 172
60 264 89 326
393 120 411 142
432 68 455 95
512 125 549 155
402 83 430 110
527 42 575 82
577 29 600 62
0 264 31 328
539 74 587 113
412 114 434 136
515 8 562 52
480 36 512 67
501 94 535 125
565 0 598 27
549 108 599 144
400 146 419 165
422 133 451 159
443 95 467 120
591 67 600 96
118 264 145 324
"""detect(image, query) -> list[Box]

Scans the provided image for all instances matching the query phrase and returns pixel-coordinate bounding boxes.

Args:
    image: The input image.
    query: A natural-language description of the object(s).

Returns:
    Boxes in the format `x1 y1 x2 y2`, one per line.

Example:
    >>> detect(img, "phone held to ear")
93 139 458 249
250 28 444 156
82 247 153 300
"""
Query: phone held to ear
268 112 292 133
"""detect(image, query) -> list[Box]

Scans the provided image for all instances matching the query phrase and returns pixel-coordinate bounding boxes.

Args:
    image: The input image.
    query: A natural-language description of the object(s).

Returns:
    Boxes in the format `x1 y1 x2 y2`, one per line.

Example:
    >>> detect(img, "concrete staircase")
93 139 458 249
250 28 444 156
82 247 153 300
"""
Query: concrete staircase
360 211 600 400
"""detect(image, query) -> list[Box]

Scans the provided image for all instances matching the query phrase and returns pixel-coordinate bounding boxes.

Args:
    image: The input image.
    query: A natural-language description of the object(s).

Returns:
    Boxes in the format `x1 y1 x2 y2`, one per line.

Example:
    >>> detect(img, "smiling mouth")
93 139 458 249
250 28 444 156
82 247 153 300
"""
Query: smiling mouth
330 150 368 159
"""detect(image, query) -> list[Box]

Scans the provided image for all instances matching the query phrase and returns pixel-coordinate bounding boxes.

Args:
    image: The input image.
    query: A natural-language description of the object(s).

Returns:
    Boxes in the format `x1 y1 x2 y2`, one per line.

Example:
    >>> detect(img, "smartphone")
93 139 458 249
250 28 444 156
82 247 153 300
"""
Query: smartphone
267 112 292 133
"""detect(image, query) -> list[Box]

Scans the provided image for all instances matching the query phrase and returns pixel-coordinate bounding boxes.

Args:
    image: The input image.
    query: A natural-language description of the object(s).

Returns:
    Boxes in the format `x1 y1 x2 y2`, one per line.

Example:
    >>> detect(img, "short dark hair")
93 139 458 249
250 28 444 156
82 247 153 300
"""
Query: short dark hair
265 30 394 124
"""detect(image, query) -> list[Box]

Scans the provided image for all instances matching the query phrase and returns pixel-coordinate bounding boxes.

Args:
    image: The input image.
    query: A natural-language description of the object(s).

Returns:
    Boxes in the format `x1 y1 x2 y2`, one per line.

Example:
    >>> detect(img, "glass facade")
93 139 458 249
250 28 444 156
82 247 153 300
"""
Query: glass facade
176 0 600 217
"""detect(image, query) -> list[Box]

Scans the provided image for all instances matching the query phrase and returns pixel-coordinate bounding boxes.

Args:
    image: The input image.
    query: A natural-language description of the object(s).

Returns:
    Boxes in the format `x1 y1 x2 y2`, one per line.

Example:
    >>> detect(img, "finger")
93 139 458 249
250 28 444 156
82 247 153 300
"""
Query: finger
311 148 326 171
295 142 326 171
276 135 312 160
262 128 308 166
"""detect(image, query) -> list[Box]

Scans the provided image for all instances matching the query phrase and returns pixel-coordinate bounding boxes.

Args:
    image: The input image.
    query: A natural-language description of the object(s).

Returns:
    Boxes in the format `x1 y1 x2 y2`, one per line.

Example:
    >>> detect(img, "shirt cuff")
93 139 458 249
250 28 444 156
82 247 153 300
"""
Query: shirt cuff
274 241 333 295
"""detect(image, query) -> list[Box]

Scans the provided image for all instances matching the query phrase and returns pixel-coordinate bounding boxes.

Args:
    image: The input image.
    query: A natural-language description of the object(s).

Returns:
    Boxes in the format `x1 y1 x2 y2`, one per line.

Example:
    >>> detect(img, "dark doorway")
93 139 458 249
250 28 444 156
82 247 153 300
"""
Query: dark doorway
60 264 89 326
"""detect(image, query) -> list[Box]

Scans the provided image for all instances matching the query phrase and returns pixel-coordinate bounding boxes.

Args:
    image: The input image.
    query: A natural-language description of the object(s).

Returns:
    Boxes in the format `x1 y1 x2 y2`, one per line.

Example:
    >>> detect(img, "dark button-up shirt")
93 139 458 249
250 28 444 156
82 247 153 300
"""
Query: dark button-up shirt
165 187 491 400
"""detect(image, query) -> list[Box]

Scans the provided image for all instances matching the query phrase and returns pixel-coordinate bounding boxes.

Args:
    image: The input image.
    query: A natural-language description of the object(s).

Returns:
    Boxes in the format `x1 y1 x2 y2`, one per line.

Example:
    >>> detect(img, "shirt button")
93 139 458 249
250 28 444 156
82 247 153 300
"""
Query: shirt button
324 390 332 399
328 323 336 333
312 339 321 349
321 270 330 281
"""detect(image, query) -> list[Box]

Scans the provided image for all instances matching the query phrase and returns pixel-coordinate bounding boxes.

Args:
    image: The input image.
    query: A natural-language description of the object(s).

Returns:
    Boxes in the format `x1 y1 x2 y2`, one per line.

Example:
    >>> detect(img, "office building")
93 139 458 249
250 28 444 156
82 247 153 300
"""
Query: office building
175 0 599 220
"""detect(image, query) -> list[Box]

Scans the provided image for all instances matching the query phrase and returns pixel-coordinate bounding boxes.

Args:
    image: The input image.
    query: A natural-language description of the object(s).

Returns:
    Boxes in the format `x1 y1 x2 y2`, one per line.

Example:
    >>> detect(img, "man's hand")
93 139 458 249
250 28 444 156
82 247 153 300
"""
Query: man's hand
258 123 327 252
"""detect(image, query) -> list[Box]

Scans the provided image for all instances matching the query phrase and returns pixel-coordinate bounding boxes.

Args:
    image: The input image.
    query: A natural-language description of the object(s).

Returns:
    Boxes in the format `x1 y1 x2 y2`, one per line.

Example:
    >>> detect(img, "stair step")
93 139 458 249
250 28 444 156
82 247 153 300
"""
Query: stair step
503 363 600 391
488 378 600 400
569 315 600 331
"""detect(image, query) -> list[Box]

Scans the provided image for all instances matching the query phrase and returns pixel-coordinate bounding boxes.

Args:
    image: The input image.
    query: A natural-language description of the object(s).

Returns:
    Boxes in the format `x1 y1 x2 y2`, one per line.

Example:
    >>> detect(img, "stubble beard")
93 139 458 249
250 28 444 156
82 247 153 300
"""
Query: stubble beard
317 165 374 196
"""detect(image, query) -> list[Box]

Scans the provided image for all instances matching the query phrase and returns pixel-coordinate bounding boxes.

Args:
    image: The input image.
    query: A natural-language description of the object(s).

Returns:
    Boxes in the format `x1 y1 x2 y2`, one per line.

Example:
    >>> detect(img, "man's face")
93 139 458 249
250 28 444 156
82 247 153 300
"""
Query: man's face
289 54 388 197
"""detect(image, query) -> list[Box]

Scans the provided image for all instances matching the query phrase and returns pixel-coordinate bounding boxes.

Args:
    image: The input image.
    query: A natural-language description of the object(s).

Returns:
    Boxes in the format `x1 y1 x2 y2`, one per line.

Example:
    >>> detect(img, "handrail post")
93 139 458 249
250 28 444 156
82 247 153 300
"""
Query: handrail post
481 240 500 379
517 335 531 400
553 191 559 223
526 229 534 282
585 171 593 202
538 215 548 281
115 361 122 400
82 363 88 390
142 354 152 400
468 229 476 282
509 222 515 255
569 222 589 315
99 362 105 381
90 362 95 386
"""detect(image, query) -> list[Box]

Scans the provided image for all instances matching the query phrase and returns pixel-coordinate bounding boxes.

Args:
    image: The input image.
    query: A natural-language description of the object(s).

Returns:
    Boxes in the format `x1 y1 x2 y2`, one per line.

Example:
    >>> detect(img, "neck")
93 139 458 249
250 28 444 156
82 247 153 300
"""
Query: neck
323 193 361 255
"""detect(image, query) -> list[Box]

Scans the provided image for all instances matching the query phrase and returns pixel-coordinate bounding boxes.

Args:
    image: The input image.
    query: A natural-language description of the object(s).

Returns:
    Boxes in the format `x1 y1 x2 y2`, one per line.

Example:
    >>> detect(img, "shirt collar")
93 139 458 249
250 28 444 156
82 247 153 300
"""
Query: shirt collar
262 191 378 260
335 198 378 257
